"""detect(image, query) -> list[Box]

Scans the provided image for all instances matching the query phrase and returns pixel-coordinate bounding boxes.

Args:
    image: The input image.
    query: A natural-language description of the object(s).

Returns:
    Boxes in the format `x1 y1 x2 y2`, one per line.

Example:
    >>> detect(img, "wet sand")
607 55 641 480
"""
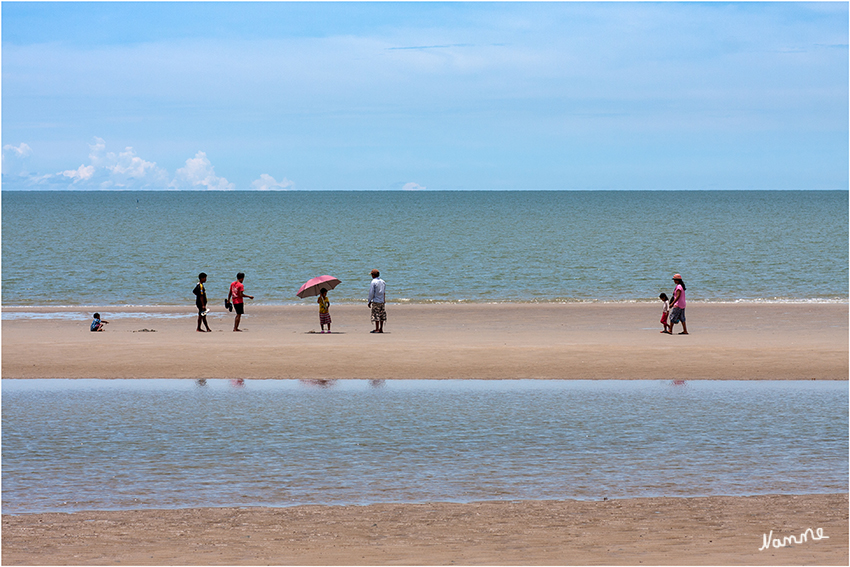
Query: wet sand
2 495 847 565
2 302 847 380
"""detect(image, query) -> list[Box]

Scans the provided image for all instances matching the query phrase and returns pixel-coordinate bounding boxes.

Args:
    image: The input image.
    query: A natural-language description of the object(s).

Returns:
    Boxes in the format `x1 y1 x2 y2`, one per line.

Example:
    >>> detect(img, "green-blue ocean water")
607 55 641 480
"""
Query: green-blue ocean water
2 190 847 306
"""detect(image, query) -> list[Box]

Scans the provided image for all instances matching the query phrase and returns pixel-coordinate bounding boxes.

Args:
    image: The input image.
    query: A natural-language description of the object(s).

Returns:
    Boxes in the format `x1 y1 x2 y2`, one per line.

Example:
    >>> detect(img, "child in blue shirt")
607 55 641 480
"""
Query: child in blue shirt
91 313 109 332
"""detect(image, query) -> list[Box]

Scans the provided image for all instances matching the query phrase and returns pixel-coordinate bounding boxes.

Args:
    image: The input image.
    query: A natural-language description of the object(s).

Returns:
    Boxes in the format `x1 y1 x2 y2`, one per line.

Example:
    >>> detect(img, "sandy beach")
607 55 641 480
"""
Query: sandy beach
2 494 847 565
2 302 847 380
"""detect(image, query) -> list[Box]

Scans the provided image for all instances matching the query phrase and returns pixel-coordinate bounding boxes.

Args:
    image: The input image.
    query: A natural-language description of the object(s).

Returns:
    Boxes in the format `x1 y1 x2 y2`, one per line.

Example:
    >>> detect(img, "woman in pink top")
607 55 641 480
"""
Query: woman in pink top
668 274 688 335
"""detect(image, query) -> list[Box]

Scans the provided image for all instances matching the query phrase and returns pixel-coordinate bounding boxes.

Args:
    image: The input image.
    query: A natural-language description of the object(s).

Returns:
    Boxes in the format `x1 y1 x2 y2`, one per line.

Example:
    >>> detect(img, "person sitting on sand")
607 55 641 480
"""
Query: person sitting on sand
659 293 671 334
194 272 212 333
90 313 108 332
668 274 688 335
318 287 332 333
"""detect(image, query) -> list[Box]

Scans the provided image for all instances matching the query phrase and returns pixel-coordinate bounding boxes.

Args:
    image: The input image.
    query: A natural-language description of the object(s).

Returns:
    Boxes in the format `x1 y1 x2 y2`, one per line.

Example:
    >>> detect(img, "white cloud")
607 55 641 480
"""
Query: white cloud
40 137 170 188
3 142 32 158
61 164 96 181
2 142 34 176
251 173 294 191
86 137 170 188
402 182 426 191
1 138 295 191
1 137 170 189
171 151 235 191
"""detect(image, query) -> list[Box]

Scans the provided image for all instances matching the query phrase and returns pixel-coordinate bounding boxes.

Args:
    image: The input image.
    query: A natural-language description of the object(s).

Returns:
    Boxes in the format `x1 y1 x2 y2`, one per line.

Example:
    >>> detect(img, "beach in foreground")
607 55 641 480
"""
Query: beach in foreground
2 494 847 565
2 303 847 380
2 303 847 565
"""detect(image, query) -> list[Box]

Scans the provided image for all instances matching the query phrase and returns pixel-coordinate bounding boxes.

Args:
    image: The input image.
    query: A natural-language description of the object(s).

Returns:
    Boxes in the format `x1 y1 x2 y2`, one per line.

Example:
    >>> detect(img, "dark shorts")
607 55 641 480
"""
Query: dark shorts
234 302 244 315
197 303 205 315
669 307 685 324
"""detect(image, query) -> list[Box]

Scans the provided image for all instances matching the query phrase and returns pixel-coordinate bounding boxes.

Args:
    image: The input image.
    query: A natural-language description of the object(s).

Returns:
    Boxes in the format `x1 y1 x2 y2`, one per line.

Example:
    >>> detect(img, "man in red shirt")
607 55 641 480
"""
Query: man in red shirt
227 272 254 332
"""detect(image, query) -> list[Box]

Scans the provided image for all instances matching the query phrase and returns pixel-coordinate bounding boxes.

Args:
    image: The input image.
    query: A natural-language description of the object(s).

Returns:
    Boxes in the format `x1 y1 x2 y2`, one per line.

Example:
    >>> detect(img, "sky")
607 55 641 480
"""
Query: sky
1 1 848 191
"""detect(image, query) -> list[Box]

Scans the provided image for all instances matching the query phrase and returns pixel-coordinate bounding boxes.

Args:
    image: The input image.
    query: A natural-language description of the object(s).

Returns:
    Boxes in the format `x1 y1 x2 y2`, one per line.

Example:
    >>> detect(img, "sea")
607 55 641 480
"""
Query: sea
2 190 847 308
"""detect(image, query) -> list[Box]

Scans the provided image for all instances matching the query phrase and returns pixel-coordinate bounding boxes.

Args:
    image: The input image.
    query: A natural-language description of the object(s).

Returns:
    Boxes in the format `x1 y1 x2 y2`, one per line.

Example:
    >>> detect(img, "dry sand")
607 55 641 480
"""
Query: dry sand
2 302 847 380
2 303 847 565
2 495 847 565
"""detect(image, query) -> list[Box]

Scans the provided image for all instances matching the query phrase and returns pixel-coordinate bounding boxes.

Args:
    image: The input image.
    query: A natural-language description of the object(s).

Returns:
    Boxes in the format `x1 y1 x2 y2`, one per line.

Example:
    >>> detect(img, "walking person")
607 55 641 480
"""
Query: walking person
659 292 671 334
194 272 212 332
668 274 688 335
228 272 254 332
367 269 386 333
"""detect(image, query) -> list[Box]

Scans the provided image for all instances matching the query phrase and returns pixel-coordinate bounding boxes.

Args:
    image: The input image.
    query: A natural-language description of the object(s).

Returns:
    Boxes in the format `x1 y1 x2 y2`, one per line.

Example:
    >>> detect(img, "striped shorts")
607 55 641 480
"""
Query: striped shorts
319 312 332 325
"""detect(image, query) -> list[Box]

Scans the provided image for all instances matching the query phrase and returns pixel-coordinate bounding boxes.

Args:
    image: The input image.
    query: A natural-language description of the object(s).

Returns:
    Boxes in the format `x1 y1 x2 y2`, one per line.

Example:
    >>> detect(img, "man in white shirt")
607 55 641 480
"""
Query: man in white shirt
368 269 386 333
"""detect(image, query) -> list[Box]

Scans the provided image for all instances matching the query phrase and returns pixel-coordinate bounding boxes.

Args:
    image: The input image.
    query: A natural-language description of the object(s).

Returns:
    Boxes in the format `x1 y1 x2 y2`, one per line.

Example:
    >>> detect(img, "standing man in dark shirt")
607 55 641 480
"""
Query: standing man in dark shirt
194 272 212 332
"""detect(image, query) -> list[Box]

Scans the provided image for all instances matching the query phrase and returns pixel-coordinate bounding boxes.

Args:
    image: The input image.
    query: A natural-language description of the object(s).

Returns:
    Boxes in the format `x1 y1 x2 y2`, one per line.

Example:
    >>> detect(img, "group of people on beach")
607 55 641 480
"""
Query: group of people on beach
659 274 688 335
93 270 689 336
189 269 388 333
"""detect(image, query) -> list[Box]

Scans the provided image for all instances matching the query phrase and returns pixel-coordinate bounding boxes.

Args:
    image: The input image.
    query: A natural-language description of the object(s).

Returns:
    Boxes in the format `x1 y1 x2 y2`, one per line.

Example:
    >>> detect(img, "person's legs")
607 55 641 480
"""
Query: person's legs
233 303 244 331
197 313 203 332
669 307 688 334
668 308 679 333
371 303 385 333
202 314 211 332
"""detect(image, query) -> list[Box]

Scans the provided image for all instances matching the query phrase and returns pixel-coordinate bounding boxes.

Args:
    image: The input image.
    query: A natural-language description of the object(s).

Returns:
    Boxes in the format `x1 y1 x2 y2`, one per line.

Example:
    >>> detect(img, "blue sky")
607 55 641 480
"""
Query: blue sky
2 2 847 190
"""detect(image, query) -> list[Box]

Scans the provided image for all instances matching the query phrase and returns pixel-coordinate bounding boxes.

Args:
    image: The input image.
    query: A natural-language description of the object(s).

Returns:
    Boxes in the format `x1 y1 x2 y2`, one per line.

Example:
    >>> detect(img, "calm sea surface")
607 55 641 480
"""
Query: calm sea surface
2 379 847 515
2 190 847 307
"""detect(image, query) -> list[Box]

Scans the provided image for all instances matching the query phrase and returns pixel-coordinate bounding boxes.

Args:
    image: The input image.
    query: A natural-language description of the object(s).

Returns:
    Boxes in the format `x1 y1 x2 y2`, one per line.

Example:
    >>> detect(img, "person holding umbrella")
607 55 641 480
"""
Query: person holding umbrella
297 275 342 334
318 288 332 333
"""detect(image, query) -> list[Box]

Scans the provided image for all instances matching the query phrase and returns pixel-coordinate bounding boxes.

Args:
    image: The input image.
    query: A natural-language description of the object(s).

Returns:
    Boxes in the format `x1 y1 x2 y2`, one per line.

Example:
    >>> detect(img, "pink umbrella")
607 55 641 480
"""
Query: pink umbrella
297 275 341 298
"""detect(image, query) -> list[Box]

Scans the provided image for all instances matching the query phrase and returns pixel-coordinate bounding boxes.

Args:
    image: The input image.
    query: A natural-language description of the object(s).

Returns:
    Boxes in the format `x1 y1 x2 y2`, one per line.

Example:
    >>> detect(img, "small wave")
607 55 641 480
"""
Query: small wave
1 311 199 321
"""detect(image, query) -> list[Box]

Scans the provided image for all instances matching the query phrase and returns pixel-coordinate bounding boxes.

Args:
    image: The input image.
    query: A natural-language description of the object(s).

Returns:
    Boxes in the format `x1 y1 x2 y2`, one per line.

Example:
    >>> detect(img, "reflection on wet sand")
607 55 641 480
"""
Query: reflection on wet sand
300 379 337 389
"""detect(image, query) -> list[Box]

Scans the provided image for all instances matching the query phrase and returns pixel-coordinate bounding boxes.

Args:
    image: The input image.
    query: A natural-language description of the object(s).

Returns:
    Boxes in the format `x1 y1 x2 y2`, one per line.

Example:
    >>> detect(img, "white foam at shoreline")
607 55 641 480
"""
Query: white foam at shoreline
2 298 846 320
0 311 200 321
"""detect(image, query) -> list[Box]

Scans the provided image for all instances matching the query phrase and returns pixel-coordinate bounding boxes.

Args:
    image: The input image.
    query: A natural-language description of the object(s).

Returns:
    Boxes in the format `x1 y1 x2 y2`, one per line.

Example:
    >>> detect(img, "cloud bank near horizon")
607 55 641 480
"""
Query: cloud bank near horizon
2 138 292 191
